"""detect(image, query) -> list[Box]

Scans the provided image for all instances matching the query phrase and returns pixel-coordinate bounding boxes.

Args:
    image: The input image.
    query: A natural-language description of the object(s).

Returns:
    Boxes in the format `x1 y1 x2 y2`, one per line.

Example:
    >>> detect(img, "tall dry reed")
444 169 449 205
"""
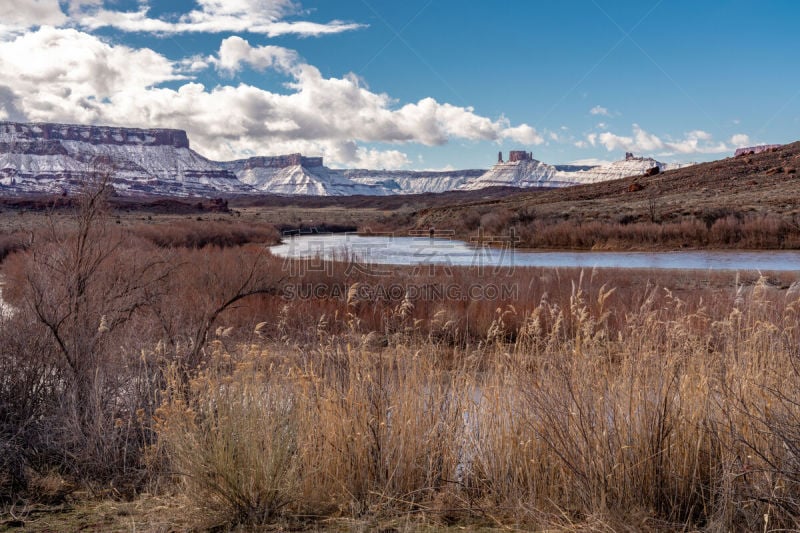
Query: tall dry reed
151 275 800 530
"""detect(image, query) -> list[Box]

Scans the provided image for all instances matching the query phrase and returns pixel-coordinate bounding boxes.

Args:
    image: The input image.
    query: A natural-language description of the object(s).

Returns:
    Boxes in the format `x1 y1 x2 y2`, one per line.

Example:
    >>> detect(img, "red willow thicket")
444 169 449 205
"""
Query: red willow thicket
0 179 285 500
416 204 800 250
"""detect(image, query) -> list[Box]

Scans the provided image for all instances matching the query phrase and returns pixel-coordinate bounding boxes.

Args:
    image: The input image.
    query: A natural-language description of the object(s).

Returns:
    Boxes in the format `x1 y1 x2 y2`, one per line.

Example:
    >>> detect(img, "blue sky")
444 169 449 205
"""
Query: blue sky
0 0 797 169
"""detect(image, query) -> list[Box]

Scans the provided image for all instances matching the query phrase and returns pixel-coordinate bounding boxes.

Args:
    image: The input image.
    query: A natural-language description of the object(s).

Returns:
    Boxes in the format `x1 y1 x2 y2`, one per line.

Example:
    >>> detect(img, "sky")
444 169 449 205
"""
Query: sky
0 0 797 170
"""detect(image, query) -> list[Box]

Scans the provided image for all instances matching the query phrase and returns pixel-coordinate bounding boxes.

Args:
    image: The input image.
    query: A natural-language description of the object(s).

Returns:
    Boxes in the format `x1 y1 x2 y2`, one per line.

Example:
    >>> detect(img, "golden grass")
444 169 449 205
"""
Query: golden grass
149 275 800 531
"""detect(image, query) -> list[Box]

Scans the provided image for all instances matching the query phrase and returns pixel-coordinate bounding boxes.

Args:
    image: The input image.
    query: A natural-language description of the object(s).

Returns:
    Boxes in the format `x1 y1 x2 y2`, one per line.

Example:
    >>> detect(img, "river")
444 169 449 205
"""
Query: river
270 233 800 271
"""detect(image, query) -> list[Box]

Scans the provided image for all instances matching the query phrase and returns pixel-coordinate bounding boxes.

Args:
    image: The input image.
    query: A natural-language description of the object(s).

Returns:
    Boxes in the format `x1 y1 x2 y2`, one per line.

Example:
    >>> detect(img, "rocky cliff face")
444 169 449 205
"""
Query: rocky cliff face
0 121 697 197
343 169 485 194
553 157 689 185
0 122 191 148
463 159 562 190
461 155 693 191
734 144 783 157
0 121 242 196
224 154 324 172
221 156 389 196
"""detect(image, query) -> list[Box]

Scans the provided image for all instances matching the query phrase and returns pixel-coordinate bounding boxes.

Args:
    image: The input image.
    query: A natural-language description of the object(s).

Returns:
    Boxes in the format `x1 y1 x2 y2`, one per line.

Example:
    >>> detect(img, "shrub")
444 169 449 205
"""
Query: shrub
155 346 299 529
134 220 279 249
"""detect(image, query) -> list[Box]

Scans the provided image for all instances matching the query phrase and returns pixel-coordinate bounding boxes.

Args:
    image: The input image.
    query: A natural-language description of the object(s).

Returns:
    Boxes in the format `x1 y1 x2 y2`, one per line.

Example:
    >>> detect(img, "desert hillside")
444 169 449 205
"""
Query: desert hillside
412 142 800 249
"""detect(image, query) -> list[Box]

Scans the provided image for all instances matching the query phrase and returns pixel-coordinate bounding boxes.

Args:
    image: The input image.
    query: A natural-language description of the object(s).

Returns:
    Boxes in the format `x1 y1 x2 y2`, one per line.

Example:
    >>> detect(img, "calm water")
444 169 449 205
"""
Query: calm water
270 233 800 271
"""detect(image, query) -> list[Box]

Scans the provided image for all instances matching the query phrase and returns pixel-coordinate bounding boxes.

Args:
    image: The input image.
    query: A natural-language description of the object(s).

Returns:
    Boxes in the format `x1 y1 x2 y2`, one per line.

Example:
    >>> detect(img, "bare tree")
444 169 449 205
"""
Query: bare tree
24 168 171 434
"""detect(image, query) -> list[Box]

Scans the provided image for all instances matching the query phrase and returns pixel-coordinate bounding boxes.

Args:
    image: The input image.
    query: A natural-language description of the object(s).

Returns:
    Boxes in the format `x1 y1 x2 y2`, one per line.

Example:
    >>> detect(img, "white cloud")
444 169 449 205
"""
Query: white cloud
500 123 544 145
214 36 299 74
349 146 410 169
730 133 751 147
590 105 611 117
585 124 732 156
545 129 576 144
0 0 66 35
568 158 612 166
71 0 365 37
0 26 180 111
178 55 212 73
0 30 541 167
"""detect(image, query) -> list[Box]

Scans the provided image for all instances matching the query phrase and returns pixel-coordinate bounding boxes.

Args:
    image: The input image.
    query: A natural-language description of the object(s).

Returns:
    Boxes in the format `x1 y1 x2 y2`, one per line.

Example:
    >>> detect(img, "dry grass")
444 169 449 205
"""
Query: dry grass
0 233 27 263
154 348 299 530
146 274 800 530
2 184 800 530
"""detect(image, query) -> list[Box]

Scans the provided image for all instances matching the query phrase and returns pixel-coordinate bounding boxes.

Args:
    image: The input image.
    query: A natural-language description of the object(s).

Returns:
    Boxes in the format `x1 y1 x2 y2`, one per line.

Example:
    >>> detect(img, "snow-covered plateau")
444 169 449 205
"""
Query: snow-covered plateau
0 121 695 197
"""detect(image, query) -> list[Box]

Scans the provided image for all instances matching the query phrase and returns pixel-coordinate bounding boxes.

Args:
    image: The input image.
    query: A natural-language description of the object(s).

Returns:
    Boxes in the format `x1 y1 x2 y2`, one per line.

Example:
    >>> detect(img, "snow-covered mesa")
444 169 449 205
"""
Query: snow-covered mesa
0 121 694 197
0 122 242 196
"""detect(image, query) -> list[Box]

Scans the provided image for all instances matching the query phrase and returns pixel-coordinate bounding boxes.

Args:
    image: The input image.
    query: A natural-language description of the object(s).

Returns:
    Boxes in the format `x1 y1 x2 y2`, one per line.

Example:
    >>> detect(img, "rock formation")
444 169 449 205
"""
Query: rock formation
0 121 190 148
0 121 698 197
734 144 783 157
508 150 534 162
0 121 242 196
221 155 388 196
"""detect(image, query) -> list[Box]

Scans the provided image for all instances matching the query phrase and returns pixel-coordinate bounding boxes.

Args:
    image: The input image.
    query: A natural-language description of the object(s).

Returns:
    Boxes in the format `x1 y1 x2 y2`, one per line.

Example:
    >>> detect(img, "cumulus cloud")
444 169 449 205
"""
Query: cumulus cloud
348 146 411 169
70 0 365 37
0 26 181 120
730 133 751 147
590 105 611 117
0 0 66 35
585 124 734 156
0 29 541 167
213 36 300 74
500 123 544 145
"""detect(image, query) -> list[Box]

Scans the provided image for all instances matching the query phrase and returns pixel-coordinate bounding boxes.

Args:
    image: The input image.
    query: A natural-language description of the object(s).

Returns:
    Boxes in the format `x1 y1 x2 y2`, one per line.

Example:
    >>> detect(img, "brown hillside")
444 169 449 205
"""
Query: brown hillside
412 142 800 249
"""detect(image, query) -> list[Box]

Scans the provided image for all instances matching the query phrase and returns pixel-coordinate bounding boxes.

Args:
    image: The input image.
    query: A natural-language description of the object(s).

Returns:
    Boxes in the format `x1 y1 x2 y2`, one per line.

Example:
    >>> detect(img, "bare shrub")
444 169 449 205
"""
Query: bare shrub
2 175 173 492
133 219 279 249
479 208 514 235
155 346 299 529
152 246 285 370
0 232 28 263
0 315 64 502
515 214 800 250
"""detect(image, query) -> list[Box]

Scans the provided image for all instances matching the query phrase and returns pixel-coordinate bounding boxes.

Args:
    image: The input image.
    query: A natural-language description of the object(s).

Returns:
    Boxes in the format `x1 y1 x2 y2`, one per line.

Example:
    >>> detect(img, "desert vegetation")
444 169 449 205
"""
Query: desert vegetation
409 142 800 251
1 182 800 531
443 207 800 250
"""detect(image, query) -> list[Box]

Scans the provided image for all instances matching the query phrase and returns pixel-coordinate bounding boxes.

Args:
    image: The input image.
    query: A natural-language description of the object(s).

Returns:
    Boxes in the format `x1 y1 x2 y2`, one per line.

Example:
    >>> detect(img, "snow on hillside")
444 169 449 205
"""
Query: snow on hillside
462 159 563 190
462 154 694 192
0 121 243 196
343 169 484 194
228 162 389 196
0 121 695 197
553 157 690 185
